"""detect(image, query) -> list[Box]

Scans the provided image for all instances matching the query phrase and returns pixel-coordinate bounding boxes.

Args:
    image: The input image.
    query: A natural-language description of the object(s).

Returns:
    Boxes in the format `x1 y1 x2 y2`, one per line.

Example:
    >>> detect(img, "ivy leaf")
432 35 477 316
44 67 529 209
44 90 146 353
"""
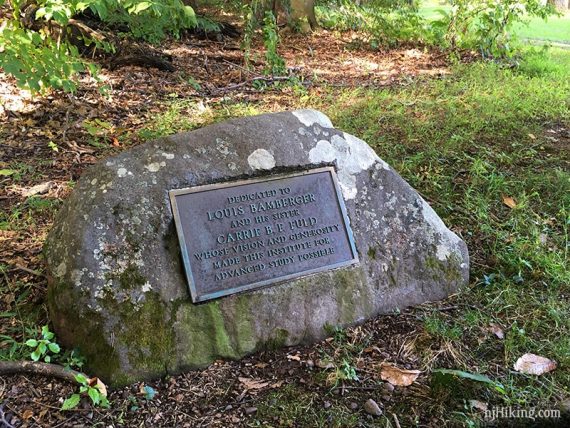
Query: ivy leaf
31 349 41 361
42 326 55 340
61 394 81 411
75 373 88 385
25 339 38 347
48 343 61 354
88 387 100 405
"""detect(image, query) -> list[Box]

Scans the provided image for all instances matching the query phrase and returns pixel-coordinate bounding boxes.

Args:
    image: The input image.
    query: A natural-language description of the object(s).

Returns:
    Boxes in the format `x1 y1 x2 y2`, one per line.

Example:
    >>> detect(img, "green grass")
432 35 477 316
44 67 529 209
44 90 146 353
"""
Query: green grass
513 14 570 43
420 0 570 43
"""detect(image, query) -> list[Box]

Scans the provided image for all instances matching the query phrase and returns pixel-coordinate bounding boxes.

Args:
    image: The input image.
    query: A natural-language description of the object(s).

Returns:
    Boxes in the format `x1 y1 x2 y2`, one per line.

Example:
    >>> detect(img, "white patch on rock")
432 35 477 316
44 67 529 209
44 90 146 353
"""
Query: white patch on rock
117 167 128 178
436 244 452 261
308 133 383 200
90 178 98 185
161 152 175 159
71 269 84 287
309 140 336 163
248 149 276 170
145 161 166 173
292 109 334 128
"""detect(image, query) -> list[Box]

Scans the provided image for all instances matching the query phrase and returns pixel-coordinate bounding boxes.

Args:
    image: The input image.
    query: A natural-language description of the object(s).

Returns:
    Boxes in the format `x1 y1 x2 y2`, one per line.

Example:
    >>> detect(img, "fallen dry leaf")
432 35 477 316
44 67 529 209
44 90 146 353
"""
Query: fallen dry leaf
287 354 301 361
380 364 421 386
502 195 517 209
22 409 34 420
22 181 54 197
469 400 488 412
88 377 108 397
528 133 536 140
488 324 504 339
238 377 270 390
514 353 557 375
315 359 335 369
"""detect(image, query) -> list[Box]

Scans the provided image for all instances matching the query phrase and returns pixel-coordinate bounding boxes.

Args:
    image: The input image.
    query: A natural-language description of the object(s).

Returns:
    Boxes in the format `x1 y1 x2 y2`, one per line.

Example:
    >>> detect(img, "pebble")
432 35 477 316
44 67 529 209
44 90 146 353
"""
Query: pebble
382 382 395 394
349 402 359 410
363 399 383 417
225 405 233 411
245 407 257 415
324 401 331 409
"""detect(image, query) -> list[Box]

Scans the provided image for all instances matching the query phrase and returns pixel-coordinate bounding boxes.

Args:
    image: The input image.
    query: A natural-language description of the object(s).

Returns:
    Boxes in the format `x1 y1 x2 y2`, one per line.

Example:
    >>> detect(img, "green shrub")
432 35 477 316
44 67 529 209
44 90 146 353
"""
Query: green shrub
431 0 555 57
0 0 197 92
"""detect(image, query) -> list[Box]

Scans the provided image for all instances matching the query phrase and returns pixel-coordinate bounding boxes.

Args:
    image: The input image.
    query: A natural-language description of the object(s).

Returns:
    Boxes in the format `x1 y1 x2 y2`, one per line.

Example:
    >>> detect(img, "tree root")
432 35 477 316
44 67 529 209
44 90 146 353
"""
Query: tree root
108 52 175 71
0 361 85 384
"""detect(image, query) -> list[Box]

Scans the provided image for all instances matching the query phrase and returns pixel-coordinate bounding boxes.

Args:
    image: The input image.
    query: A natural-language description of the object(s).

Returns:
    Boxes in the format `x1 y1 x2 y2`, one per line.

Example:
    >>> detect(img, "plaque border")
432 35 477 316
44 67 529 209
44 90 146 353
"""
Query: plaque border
169 166 359 303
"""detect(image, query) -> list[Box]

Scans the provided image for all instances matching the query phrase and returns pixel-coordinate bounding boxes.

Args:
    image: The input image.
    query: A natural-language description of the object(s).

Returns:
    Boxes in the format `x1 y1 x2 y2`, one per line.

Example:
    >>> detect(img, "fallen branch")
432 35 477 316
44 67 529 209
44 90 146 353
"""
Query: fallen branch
0 361 85 384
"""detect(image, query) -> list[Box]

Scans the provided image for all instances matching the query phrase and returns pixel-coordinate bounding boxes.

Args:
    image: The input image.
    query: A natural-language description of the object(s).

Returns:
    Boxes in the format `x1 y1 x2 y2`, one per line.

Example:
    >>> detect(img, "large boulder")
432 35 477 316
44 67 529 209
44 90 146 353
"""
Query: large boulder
45 110 469 386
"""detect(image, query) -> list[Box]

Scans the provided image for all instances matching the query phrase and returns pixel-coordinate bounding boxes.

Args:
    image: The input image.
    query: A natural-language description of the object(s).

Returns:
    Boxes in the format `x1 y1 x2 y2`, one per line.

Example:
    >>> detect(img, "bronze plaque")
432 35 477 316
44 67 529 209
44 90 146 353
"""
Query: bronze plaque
170 167 359 302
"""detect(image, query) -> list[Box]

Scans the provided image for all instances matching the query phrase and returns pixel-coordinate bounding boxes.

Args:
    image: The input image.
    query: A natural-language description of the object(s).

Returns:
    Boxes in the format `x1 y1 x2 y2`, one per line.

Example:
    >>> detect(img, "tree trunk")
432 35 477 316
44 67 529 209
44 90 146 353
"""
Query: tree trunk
548 0 569 12
289 0 317 32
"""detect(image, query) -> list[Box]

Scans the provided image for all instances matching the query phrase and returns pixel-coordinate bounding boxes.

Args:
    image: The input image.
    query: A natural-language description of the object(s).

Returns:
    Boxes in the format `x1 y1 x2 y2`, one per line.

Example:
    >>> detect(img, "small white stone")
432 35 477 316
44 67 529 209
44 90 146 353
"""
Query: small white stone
248 149 276 170
161 152 175 159
141 282 152 293
117 167 128 178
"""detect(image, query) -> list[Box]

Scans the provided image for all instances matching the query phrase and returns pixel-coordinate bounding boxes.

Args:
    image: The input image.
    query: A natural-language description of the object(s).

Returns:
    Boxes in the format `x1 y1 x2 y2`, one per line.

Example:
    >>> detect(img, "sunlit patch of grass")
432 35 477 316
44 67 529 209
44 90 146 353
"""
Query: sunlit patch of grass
138 100 263 141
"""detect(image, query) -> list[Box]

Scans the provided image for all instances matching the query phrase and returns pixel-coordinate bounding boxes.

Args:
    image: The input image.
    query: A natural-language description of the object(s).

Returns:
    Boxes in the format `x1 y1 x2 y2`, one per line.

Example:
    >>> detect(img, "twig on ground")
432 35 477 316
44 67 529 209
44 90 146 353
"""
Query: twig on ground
0 361 85 384
12 264 44 277
0 401 15 428
392 413 402 428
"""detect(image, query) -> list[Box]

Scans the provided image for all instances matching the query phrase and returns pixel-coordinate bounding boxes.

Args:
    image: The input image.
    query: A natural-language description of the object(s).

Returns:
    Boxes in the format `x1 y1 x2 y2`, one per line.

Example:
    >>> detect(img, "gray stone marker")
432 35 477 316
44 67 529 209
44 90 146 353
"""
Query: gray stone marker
44 110 469 386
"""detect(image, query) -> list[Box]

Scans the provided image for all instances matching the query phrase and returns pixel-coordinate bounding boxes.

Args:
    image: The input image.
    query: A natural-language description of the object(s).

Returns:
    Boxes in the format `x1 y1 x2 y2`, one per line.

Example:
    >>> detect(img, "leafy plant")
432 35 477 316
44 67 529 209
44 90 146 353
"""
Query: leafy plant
432 0 556 57
0 0 199 92
316 0 428 47
25 325 61 363
62 373 110 410
339 359 359 382
262 11 286 76
433 368 506 395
